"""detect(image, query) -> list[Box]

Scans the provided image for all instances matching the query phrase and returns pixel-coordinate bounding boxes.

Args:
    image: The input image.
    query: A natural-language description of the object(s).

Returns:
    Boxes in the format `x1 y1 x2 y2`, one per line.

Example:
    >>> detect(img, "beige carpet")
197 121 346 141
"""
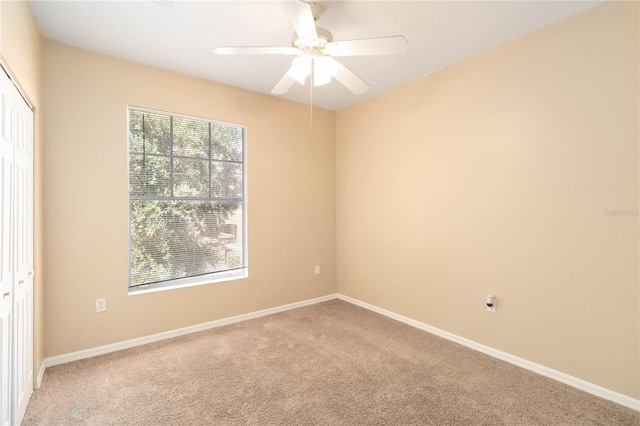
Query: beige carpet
24 300 638 425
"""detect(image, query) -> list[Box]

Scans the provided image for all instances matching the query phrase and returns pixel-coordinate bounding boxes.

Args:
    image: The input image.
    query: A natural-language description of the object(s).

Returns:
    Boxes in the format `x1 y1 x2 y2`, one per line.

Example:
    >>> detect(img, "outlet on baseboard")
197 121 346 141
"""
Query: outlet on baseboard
96 298 106 313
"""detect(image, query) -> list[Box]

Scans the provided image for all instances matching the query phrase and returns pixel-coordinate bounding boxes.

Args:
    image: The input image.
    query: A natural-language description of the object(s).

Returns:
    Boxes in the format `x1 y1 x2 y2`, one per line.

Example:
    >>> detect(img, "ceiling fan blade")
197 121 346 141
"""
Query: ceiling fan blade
215 46 298 55
333 60 370 95
325 36 408 57
271 71 297 95
283 0 318 41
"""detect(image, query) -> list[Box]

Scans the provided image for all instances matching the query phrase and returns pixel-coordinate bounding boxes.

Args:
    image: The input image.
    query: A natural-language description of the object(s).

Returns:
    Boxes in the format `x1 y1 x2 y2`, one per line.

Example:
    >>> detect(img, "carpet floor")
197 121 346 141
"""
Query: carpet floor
23 300 639 425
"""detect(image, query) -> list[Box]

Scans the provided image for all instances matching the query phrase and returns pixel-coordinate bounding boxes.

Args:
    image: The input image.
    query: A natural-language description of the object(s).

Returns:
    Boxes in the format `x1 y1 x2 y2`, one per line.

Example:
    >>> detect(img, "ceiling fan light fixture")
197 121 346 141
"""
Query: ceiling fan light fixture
289 55 312 84
313 75 331 86
312 56 338 86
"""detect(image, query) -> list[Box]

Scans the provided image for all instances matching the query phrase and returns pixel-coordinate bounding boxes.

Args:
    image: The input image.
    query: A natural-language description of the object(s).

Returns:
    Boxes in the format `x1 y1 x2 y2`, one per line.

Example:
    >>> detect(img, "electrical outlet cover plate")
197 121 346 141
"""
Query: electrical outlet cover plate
96 298 106 312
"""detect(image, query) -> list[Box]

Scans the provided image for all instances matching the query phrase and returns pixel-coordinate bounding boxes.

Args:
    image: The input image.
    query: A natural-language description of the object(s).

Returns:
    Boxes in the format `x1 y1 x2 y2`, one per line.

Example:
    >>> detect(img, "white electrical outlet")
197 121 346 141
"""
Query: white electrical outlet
96 298 106 313
315 265 320 275
359 267 365 278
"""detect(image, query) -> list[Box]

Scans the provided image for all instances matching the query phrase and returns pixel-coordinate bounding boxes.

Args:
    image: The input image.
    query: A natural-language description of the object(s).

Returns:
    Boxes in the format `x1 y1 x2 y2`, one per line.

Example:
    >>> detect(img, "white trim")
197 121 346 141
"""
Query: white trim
35 361 45 389
337 293 640 412
43 294 337 368
128 269 248 295
0 62 35 110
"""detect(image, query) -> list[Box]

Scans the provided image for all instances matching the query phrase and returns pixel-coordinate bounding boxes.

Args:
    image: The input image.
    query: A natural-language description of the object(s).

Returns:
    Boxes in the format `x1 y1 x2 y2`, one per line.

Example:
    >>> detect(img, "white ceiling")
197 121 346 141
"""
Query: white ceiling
30 0 603 111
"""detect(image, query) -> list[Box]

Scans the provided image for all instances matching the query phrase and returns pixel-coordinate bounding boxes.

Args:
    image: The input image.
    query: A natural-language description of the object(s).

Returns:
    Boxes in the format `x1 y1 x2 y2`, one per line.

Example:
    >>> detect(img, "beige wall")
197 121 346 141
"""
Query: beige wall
0 0 44 383
336 1 639 399
41 41 336 357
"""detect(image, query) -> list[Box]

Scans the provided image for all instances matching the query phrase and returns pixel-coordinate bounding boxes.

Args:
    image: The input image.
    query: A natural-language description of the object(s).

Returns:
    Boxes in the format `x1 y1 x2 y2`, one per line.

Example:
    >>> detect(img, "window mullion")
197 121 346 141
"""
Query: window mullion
142 114 146 166
131 195 243 202
208 122 212 199
169 116 174 197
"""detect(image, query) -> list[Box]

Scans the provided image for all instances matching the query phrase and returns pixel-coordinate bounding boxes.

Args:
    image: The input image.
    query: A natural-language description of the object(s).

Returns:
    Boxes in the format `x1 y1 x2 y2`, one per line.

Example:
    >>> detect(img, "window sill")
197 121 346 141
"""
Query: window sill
128 269 248 295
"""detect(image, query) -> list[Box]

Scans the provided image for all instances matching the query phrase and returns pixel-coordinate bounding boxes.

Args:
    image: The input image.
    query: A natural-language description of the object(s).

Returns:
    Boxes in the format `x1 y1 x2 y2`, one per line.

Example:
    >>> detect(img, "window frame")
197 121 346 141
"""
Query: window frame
126 106 248 295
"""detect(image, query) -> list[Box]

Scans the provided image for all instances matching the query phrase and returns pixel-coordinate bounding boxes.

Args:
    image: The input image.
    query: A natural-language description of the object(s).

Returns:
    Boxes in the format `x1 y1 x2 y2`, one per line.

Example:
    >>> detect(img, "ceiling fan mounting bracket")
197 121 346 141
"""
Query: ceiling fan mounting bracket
308 2 325 21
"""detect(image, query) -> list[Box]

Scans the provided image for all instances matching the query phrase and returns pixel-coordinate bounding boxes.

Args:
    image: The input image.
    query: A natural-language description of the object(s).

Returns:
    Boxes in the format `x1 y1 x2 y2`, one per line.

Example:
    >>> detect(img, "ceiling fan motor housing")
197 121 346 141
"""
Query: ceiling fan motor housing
293 27 333 56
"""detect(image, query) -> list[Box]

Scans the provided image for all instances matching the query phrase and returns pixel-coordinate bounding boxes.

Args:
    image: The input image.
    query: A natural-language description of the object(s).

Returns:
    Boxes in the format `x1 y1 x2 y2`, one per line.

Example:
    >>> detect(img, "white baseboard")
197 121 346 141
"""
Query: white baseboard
35 361 45 389
337 293 640 412
42 293 338 369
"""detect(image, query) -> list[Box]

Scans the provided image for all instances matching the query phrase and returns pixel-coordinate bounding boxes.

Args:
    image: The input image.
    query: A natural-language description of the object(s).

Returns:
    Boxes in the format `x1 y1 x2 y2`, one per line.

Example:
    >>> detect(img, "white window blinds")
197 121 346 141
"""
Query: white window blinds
128 108 246 290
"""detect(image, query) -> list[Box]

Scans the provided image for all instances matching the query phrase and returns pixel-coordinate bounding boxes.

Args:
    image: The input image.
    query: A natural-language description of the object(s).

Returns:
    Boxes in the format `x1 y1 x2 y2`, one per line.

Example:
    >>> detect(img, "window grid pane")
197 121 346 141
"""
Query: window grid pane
129 154 171 197
173 158 209 198
211 161 243 198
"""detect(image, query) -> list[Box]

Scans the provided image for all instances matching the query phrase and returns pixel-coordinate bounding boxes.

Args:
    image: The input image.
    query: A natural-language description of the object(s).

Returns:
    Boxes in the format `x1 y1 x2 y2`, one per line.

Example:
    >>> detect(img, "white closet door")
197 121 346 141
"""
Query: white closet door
13 87 33 425
0 69 15 426
0 67 33 426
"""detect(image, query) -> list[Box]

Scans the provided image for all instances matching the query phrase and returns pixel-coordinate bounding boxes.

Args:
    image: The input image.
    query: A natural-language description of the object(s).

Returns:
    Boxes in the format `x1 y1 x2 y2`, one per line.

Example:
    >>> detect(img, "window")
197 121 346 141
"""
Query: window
128 108 246 293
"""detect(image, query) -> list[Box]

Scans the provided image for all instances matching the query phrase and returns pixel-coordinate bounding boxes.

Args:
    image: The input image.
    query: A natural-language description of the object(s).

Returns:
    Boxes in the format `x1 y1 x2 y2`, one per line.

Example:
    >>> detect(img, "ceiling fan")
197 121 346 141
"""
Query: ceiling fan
214 1 408 95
